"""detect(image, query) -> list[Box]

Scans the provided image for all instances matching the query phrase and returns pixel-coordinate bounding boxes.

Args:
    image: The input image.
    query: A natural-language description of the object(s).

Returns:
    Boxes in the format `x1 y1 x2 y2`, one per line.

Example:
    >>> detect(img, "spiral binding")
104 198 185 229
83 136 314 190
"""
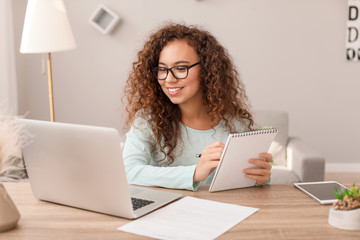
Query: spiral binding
231 128 278 138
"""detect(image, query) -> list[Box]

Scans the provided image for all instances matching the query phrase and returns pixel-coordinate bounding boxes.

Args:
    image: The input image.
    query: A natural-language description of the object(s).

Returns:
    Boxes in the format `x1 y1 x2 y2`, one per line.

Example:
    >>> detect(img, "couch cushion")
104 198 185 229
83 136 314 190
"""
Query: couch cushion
252 110 288 166
271 166 300 184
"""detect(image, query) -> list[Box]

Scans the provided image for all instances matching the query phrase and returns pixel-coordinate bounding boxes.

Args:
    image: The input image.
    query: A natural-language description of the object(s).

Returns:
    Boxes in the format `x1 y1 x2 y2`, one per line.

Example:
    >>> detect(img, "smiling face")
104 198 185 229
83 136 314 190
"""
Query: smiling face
157 40 202 109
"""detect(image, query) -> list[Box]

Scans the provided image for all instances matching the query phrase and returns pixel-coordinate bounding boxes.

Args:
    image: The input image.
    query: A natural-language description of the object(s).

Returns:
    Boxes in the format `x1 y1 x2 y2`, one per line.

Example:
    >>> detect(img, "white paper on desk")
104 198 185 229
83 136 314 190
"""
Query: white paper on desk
118 196 258 240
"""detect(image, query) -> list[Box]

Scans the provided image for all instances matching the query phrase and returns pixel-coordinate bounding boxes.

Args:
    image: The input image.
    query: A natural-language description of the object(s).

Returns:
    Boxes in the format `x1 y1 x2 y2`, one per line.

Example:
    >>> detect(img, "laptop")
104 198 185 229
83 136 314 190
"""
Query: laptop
18 118 182 219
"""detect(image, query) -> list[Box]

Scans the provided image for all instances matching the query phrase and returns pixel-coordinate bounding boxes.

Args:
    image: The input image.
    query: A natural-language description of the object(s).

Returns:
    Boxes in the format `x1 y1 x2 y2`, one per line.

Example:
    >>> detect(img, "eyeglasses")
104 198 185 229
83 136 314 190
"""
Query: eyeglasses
152 62 200 80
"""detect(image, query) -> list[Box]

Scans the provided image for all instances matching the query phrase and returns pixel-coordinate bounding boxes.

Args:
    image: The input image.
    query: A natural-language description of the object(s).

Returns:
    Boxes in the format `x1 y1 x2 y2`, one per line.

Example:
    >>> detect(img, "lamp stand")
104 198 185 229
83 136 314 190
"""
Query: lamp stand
46 53 55 122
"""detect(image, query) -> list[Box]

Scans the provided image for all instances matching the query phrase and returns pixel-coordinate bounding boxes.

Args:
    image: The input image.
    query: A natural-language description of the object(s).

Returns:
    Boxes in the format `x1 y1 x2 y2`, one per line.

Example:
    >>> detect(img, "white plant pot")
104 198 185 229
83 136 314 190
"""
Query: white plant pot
0 184 21 232
328 207 360 231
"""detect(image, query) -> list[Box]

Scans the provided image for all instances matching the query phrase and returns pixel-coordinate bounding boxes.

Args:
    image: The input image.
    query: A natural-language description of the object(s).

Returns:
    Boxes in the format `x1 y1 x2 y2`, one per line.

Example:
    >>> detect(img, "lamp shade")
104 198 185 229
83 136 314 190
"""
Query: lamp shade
20 0 76 53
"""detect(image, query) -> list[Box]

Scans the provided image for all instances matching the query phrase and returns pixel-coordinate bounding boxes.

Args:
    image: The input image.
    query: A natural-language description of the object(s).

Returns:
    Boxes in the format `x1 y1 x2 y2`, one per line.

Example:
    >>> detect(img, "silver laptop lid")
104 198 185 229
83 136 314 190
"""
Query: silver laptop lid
20 119 135 218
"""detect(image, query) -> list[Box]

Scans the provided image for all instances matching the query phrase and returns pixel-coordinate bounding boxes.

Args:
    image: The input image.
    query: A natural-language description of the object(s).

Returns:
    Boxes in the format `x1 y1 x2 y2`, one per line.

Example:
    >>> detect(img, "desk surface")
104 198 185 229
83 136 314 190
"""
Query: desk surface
1 182 359 239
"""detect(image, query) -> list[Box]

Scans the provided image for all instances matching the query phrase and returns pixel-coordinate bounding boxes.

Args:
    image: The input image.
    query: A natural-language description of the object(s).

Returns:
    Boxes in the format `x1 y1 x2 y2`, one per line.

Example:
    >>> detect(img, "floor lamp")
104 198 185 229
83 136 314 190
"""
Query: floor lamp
20 0 76 122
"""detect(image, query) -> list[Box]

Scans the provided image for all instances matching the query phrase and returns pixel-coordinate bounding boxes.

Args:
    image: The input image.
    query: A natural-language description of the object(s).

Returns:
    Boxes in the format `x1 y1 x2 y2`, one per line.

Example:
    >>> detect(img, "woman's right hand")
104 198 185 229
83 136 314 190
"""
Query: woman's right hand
193 141 224 182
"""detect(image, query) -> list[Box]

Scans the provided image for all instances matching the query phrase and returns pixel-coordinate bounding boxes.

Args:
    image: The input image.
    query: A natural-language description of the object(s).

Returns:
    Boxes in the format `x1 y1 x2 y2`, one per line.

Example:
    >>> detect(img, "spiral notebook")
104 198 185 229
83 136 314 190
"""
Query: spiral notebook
209 128 278 192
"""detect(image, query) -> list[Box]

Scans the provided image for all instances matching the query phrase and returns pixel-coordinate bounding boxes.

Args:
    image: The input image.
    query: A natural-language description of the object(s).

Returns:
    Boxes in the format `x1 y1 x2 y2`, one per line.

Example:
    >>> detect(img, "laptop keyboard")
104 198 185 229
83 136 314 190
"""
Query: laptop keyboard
131 197 155 211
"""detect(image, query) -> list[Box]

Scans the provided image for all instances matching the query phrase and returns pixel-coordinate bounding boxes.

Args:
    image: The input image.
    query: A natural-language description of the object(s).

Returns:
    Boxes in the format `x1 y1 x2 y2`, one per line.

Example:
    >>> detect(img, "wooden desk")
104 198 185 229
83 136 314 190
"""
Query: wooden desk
1 182 359 239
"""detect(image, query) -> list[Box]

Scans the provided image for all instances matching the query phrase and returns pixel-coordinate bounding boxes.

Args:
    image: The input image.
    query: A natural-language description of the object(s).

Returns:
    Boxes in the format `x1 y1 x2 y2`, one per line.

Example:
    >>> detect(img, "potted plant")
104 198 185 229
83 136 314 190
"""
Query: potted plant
328 184 360 230
0 112 27 181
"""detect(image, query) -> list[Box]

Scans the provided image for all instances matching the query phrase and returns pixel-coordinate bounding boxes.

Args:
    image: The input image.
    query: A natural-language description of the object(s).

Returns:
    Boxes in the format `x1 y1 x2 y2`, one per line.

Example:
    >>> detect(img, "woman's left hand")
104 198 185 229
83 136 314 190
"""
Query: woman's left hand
243 152 272 186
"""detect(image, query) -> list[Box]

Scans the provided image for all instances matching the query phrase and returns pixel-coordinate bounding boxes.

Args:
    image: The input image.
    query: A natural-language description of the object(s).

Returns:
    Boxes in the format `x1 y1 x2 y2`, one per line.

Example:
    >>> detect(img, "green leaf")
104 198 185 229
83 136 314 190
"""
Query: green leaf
334 187 343 200
348 184 360 199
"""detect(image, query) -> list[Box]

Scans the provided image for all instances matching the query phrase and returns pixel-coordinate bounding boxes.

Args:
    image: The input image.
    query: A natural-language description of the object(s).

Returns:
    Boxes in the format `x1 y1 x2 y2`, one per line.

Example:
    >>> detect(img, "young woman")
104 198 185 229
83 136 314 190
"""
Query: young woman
123 23 272 191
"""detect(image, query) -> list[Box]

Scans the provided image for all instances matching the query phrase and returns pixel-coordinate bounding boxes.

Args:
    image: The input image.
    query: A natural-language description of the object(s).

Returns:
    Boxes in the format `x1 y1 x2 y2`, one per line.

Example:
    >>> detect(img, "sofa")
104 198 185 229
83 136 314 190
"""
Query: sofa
253 110 325 184
0 110 325 185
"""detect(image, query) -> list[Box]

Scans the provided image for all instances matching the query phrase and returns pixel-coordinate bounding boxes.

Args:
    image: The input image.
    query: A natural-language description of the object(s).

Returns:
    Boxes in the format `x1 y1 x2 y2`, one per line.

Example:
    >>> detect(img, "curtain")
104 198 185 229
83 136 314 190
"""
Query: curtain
0 0 18 115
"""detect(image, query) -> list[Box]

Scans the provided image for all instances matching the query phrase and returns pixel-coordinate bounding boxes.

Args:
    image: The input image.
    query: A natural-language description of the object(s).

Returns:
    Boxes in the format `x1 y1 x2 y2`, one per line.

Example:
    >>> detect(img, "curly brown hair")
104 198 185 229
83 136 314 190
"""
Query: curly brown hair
123 23 253 165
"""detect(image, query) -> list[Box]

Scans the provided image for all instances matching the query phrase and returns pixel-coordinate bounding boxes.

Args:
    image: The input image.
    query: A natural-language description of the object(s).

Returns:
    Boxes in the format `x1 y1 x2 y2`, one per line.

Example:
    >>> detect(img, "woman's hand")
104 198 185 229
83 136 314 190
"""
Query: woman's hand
193 141 224 182
243 152 272 186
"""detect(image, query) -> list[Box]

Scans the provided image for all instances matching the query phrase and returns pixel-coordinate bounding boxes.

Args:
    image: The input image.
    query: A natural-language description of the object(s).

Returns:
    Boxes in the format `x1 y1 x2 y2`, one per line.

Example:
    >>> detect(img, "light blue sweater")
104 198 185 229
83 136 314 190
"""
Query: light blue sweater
123 117 248 191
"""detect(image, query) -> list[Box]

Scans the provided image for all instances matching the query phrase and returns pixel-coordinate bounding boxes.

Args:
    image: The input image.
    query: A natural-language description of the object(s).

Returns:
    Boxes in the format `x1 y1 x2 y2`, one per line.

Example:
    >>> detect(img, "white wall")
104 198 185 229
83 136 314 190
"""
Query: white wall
1 0 18 114
12 0 360 165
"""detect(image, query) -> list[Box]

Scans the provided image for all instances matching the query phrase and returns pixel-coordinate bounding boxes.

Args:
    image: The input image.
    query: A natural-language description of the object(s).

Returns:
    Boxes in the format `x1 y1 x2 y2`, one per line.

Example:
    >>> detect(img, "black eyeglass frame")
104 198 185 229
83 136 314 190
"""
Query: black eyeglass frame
152 61 200 80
